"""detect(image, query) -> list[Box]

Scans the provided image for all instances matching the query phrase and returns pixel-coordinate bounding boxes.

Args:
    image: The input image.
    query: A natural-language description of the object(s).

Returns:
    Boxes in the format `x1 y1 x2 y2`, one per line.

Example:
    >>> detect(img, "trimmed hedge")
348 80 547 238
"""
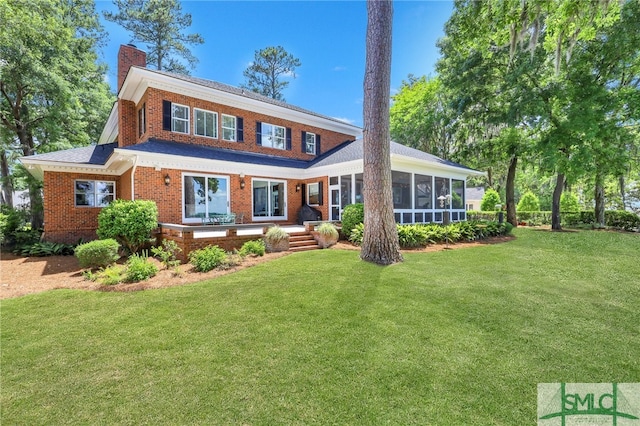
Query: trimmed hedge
341 203 364 239
97 199 158 254
467 210 639 231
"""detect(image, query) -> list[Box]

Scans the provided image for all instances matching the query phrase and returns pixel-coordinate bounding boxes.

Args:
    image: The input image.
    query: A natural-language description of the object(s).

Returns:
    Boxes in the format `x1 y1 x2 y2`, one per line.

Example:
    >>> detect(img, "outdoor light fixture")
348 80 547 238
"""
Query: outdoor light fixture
239 173 245 189
164 174 171 186
296 183 301 192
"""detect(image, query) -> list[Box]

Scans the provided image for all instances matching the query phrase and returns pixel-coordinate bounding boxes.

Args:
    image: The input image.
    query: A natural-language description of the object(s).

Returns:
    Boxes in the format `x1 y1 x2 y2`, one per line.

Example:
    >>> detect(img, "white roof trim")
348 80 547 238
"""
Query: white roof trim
98 103 119 144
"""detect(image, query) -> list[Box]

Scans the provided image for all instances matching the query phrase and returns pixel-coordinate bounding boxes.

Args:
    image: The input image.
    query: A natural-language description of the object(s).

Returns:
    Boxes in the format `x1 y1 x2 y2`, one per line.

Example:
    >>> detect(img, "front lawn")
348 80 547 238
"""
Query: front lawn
2 228 639 424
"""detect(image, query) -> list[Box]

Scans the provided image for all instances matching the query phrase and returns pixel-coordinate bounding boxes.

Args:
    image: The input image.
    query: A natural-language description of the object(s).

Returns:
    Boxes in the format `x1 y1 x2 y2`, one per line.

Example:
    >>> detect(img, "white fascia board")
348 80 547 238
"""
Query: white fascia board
390 154 486 179
98 102 119 144
116 148 307 180
19 159 132 180
120 68 362 137
304 160 363 179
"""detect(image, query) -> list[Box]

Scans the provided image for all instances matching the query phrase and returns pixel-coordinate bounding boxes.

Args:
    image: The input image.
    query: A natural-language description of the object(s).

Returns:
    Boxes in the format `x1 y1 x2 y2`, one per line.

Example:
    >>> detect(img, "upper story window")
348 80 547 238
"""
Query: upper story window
171 103 189 134
305 132 316 154
138 103 146 137
222 114 236 141
194 108 218 139
261 123 285 149
75 180 115 207
257 122 291 150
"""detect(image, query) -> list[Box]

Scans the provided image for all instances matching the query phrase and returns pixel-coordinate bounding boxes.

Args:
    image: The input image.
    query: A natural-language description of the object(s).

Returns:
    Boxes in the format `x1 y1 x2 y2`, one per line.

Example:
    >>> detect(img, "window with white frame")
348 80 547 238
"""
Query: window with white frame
194 108 218 138
308 182 320 205
221 114 236 141
305 132 316 154
171 103 189 134
75 180 115 207
138 103 146 137
261 123 286 149
183 174 229 221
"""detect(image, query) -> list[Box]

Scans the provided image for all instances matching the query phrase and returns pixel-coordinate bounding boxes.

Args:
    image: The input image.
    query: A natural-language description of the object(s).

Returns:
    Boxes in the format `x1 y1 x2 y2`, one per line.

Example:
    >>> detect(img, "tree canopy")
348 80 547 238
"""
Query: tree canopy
104 0 204 74
242 46 301 101
0 0 114 224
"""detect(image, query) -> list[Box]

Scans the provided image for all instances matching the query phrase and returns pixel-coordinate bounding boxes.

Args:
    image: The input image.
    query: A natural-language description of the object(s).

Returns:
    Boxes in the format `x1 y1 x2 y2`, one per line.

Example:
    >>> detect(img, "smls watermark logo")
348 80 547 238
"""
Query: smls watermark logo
538 383 640 425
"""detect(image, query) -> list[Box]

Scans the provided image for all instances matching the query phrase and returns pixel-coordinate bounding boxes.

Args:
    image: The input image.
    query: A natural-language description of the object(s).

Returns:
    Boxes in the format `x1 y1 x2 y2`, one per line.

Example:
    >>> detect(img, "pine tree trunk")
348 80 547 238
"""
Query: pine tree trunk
361 0 402 265
619 175 626 211
551 173 564 231
506 155 518 226
594 171 605 227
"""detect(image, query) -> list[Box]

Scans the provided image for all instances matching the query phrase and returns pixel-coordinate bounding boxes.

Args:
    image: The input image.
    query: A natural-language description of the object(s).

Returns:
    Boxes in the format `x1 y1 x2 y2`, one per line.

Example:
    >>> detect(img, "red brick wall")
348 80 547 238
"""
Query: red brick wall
135 88 355 159
42 172 122 243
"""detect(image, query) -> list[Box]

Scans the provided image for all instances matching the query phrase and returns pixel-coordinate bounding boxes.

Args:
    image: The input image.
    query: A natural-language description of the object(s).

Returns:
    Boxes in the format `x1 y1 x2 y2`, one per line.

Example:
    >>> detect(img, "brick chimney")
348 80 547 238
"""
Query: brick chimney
117 44 146 92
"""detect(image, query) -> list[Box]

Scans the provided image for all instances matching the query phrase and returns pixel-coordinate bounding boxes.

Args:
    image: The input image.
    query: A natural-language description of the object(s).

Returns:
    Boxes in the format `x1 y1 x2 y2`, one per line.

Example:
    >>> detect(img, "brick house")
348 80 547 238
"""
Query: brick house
21 44 483 244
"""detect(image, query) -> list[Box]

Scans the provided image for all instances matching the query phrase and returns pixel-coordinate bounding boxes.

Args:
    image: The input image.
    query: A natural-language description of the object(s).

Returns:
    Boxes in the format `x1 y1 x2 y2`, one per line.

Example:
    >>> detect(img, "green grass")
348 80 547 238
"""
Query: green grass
2 228 639 424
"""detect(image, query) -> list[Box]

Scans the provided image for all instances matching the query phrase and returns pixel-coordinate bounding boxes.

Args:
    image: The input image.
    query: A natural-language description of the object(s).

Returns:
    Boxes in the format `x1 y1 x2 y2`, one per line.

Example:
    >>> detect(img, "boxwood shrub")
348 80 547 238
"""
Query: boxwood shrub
189 245 228 272
97 199 158 254
75 239 120 268
341 203 364 239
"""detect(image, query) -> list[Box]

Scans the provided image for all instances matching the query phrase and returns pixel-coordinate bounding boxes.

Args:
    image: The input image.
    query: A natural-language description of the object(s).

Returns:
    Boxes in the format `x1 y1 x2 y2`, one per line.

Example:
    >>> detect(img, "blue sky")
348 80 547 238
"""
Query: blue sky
96 0 453 128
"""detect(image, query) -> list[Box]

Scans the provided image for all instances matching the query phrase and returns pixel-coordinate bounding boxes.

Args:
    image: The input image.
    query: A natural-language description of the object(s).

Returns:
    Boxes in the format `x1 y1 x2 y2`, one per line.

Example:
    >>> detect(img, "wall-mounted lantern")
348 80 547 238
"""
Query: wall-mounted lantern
164 174 171 186
239 173 245 189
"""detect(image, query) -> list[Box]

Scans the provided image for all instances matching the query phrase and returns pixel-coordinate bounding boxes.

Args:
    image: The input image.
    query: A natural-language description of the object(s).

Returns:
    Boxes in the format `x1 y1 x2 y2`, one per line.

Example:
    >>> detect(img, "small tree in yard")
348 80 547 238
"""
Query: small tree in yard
517 191 541 212
97 200 158 254
481 189 502 211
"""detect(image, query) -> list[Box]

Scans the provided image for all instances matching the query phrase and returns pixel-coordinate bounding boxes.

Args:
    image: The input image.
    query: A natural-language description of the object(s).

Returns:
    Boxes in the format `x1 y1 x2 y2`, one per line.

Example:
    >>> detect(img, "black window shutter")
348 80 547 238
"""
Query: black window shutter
256 121 262 145
318 181 324 205
301 183 307 205
162 100 172 131
237 117 244 142
301 131 307 153
286 128 292 150
316 134 321 155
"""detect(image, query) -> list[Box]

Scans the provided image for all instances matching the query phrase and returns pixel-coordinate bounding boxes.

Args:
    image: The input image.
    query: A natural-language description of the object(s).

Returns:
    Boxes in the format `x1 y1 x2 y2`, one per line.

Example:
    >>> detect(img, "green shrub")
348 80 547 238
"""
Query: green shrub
396 224 428 248
75 239 120 269
348 223 365 246
11 226 41 247
189 245 227 272
606 210 640 231
151 239 182 269
341 203 364 239
517 191 540 211
97 199 158 254
239 239 265 257
0 205 28 245
560 192 580 212
218 253 244 270
125 252 158 282
480 189 502 211
98 265 126 286
14 241 75 257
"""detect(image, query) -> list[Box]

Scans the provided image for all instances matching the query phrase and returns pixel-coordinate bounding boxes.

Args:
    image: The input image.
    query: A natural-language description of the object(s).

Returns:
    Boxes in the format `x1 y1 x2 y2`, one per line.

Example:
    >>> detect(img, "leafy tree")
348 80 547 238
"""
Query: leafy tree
560 192 580 212
361 0 402 265
242 46 301 101
480 189 502 212
104 0 204 74
0 0 114 227
517 191 541 212
390 75 453 159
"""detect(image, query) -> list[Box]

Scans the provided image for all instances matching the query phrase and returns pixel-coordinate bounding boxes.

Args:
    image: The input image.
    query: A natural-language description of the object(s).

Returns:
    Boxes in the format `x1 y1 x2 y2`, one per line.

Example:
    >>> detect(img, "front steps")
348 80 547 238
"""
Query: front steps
288 231 321 252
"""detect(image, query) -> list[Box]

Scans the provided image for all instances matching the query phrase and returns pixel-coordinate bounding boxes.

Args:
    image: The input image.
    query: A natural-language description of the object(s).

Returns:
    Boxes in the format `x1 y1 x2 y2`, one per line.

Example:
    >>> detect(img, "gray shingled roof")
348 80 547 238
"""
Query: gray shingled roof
22 143 117 165
465 186 485 200
309 139 478 172
144 67 356 129
120 139 310 169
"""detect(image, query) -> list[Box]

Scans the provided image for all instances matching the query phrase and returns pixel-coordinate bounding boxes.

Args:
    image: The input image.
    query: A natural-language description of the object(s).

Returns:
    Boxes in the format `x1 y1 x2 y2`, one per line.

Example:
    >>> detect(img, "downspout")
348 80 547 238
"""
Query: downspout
130 155 139 201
